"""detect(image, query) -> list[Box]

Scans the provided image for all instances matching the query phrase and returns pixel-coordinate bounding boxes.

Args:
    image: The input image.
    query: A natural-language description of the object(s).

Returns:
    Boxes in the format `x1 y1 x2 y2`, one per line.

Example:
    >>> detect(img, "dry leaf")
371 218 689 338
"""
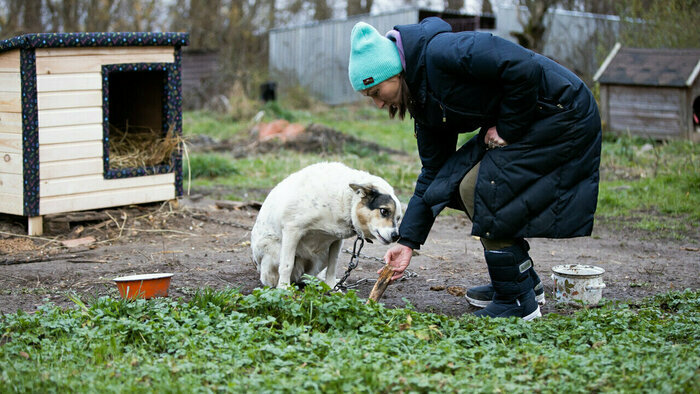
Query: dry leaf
446 286 466 297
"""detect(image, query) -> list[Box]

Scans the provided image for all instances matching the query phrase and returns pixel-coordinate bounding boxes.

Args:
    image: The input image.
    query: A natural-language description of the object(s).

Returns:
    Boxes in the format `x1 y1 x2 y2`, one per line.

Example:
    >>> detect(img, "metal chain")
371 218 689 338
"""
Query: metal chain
332 236 364 291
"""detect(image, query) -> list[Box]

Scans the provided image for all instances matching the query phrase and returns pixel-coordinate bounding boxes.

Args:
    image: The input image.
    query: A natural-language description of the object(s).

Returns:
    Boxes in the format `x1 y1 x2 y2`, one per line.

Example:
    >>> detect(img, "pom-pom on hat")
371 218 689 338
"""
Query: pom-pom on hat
348 22 403 91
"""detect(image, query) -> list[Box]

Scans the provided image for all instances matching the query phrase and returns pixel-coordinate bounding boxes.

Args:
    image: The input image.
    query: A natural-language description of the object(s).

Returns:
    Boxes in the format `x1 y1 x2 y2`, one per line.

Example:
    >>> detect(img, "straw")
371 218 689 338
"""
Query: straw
108 123 184 169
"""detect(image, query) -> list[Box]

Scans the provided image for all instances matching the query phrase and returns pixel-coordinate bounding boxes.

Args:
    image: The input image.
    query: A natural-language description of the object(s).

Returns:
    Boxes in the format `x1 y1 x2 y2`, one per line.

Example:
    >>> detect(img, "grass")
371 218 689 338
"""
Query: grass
597 134 700 238
1 283 698 392
182 104 699 240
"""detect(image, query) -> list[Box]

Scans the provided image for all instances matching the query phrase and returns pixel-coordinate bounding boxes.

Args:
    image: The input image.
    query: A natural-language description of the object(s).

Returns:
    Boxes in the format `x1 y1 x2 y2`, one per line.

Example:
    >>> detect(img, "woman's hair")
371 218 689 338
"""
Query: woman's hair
389 73 413 120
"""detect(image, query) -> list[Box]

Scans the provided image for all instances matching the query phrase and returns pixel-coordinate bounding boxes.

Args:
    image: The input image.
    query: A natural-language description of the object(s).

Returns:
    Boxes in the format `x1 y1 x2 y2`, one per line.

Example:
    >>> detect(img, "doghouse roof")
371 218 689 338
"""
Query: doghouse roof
594 43 700 87
0 32 189 54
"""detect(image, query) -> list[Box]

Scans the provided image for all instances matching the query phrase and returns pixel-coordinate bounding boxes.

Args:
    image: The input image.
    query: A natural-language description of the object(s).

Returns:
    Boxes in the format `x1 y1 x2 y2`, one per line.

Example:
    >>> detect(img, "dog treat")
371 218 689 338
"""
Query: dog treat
367 264 395 303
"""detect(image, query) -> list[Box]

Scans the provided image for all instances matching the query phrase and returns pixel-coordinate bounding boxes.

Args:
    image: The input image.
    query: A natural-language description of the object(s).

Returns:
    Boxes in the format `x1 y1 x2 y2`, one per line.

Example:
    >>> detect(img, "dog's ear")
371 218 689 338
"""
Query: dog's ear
349 183 378 198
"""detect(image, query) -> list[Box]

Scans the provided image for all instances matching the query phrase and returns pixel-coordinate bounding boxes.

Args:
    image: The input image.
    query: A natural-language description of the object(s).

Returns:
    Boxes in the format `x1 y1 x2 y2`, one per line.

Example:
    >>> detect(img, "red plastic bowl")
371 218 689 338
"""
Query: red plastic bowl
113 273 173 299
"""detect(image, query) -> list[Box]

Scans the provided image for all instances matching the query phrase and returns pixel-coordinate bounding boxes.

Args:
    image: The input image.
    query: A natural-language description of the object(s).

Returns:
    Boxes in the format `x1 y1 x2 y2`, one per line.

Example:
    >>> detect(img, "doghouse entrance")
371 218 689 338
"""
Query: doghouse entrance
109 70 164 135
103 63 180 177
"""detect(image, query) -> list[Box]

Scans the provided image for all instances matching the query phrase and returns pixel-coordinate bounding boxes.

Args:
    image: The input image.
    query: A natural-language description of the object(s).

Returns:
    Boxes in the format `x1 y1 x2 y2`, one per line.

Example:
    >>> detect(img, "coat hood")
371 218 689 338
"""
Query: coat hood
394 17 452 105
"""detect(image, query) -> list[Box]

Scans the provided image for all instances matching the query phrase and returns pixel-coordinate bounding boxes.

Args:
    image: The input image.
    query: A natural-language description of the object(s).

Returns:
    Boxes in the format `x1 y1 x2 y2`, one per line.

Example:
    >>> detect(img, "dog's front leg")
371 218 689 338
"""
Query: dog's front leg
277 228 303 288
324 240 342 288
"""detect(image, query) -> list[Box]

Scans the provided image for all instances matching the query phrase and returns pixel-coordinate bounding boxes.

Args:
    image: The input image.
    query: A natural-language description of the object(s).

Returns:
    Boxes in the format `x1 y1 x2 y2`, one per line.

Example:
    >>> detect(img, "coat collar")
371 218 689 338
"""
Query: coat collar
395 17 452 106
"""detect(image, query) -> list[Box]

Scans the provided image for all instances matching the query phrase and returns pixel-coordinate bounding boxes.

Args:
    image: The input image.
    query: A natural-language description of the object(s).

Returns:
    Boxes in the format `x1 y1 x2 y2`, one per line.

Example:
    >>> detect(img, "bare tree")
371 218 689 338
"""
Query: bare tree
0 0 25 37
23 0 44 33
347 0 373 16
312 0 332 20
0 0 44 37
84 0 120 31
45 0 82 32
482 0 493 14
511 0 559 53
617 0 700 49
121 0 161 31
444 0 464 11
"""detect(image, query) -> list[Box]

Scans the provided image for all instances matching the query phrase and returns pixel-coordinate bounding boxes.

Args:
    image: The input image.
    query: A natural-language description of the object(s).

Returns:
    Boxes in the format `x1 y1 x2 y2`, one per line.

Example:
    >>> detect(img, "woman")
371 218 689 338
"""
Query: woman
348 17 602 319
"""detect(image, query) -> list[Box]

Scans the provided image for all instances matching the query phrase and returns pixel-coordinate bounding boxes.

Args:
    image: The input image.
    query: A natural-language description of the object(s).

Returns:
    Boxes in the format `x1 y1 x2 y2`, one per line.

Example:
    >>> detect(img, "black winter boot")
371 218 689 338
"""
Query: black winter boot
473 243 542 320
466 240 545 308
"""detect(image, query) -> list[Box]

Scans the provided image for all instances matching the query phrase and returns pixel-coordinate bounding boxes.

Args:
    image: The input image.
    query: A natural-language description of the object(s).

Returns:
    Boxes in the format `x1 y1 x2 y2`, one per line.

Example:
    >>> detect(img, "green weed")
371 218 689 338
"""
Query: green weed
1 285 698 392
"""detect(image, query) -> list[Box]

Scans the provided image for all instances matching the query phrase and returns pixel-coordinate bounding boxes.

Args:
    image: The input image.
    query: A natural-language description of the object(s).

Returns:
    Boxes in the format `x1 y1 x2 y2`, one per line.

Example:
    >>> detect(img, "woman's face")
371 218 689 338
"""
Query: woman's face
362 75 401 110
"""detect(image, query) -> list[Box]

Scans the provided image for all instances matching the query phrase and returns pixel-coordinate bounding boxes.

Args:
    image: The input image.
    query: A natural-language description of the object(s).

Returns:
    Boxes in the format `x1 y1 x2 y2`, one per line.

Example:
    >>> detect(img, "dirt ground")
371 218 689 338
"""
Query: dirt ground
1 194 698 317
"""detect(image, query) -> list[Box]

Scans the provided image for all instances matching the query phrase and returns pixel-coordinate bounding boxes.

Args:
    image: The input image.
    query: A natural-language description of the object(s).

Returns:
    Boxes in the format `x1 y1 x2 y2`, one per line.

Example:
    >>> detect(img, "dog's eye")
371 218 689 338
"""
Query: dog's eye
379 208 390 217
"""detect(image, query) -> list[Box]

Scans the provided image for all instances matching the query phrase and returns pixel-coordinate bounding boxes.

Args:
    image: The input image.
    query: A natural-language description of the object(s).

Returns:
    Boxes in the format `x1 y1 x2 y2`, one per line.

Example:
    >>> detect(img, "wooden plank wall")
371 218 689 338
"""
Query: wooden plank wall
0 50 23 215
35 47 177 215
608 85 683 139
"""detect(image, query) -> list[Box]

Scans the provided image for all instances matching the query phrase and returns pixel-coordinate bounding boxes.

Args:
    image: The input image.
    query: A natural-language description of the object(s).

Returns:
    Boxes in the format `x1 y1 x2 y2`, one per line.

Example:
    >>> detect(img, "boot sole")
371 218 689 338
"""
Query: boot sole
465 296 490 308
467 293 546 308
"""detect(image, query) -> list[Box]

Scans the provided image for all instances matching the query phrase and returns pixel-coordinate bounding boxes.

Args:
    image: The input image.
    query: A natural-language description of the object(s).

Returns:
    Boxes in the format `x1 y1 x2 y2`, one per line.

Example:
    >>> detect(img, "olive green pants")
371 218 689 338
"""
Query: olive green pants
458 162 515 251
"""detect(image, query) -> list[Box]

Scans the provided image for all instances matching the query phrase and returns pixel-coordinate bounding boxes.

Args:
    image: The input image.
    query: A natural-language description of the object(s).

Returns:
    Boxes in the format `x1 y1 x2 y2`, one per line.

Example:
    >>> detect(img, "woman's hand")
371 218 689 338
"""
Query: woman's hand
484 126 507 149
381 244 413 281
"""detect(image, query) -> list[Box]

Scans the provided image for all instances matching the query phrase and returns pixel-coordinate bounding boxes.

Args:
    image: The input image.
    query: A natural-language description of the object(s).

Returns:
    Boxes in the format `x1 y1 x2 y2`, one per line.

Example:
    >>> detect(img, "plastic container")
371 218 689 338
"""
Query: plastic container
113 273 173 299
551 264 605 305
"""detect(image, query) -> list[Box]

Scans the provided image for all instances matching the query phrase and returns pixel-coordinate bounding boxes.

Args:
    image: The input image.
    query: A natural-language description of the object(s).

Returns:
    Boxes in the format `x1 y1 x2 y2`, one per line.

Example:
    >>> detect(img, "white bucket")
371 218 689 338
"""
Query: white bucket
551 264 606 305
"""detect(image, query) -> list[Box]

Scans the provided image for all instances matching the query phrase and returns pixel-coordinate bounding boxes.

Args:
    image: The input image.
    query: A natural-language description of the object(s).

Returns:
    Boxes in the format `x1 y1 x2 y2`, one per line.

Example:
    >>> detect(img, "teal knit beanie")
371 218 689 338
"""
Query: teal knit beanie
348 22 403 91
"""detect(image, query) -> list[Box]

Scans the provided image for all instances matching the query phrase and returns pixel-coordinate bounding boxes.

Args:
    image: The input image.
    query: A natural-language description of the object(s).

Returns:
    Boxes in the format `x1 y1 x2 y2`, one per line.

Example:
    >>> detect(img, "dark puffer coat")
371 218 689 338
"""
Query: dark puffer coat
395 17 602 249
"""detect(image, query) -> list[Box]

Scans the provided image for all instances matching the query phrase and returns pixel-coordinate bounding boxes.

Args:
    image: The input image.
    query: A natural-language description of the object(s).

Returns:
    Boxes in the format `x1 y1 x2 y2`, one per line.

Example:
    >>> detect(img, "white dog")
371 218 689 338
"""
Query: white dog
251 162 402 288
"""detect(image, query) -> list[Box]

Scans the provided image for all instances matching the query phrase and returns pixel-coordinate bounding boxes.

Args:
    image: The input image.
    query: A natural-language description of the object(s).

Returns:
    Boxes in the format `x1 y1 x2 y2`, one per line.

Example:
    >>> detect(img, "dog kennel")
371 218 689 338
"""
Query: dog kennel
594 43 700 141
0 32 189 235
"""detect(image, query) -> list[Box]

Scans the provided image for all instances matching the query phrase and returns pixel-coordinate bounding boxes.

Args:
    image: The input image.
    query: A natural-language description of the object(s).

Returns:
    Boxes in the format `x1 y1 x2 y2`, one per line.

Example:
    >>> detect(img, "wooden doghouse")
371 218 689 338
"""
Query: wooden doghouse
594 43 700 141
0 32 189 235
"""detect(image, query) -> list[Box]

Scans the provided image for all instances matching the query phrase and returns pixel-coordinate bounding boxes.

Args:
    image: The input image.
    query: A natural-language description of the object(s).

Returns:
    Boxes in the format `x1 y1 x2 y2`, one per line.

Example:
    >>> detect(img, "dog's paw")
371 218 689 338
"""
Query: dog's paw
276 281 292 289
324 278 339 289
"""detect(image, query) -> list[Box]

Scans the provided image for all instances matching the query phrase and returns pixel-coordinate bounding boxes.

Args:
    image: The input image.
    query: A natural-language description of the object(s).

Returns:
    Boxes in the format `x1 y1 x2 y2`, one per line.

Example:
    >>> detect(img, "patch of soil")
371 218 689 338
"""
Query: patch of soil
187 123 406 157
1 196 698 317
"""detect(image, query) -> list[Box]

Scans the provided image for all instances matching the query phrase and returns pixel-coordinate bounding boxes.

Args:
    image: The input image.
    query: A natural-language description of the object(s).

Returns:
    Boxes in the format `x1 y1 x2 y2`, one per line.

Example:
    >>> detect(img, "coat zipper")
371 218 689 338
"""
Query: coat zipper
439 101 487 123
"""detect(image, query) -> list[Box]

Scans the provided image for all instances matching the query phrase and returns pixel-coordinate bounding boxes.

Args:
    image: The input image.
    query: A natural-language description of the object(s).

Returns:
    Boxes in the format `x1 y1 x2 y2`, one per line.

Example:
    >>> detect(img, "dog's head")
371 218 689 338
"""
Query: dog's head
349 183 402 245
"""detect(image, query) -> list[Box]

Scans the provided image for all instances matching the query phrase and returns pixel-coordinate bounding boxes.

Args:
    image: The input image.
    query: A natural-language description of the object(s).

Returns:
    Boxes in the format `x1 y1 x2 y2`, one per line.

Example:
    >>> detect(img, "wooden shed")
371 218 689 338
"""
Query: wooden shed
593 43 700 141
0 32 189 235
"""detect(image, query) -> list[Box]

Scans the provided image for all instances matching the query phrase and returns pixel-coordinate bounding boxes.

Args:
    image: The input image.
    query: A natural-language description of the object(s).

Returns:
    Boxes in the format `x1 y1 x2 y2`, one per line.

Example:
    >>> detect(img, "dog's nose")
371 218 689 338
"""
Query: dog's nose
390 231 400 242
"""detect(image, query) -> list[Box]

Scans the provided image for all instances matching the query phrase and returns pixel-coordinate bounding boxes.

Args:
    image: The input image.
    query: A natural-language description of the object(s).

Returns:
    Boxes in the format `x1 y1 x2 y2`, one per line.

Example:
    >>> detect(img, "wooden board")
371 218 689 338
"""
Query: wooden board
608 85 683 138
0 50 20 72
35 53 174 75
39 141 103 163
40 183 175 215
0 91 21 113
38 124 102 144
0 73 21 93
37 73 102 92
38 107 102 128
40 173 174 197
0 112 22 133
28 216 43 236
0 191 22 215
0 172 22 195
0 152 21 174
38 90 102 110
35 47 174 58
40 158 103 179
0 132 21 154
